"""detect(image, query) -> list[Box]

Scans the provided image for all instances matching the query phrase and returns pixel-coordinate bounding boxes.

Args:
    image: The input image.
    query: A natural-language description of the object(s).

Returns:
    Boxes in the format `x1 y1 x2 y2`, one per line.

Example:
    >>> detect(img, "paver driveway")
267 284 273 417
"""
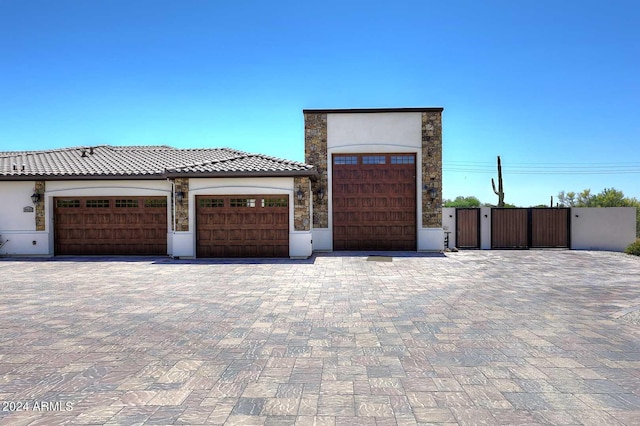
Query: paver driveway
1 251 639 425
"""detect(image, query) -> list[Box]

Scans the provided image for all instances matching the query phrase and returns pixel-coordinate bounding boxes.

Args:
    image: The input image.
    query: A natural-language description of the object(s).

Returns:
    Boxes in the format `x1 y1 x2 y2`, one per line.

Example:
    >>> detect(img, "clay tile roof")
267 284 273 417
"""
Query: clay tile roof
0 145 317 180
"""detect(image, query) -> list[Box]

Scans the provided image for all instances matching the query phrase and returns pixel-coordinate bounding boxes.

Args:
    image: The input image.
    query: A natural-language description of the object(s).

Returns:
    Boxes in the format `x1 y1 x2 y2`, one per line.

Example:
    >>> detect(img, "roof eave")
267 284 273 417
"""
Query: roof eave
163 169 319 179
303 107 444 114
0 173 165 181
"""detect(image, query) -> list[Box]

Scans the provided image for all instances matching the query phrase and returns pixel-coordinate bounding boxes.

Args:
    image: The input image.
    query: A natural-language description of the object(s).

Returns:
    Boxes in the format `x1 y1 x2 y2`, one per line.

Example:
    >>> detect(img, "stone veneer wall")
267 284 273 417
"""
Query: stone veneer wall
421 111 443 228
304 113 328 228
174 178 189 231
35 181 45 231
294 176 311 231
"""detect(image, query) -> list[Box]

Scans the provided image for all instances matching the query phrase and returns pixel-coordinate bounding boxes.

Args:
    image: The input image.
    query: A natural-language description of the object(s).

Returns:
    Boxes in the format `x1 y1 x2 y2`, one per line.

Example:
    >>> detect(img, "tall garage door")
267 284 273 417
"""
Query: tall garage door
196 195 289 257
54 197 168 255
333 153 416 251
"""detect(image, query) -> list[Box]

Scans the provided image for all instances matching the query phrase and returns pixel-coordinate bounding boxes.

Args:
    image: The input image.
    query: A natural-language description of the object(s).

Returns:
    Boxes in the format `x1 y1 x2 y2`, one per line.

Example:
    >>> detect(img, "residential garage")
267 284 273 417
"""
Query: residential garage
54 196 167 255
332 153 417 250
196 195 289 257
304 107 443 252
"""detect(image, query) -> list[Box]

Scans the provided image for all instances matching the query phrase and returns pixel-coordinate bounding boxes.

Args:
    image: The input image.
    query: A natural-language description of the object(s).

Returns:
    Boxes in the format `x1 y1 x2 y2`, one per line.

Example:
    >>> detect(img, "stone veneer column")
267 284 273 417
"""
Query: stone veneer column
294 176 311 231
174 178 189 231
304 112 328 228
35 180 45 231
422 111 443 228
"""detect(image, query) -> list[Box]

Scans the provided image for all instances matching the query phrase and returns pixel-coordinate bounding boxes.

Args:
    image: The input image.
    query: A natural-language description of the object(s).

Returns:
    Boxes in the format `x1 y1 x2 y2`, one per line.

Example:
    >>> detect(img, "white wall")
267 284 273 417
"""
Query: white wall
327 112 422 148
442 207 456 248
480 207 492 250
0 182 47 255
571 207 636 252
0 181 38 232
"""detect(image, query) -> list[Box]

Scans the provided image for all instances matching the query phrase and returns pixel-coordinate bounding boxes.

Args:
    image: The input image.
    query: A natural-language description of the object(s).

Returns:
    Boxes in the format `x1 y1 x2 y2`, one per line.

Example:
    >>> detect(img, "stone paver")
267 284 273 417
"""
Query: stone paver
0 250 639 425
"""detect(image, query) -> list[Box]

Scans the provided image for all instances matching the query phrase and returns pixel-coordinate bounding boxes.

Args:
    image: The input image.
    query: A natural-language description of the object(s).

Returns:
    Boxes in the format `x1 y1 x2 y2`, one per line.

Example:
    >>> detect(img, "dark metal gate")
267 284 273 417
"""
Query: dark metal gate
456 208 480 249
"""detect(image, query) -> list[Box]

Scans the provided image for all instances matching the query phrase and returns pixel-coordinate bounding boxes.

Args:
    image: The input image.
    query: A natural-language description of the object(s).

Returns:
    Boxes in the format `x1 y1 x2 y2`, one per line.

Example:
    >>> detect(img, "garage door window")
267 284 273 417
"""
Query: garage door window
199 198 224 208
362 155 386 164
115 199 139 208
230 198 256 207
334 156 358 165
391 155 415 164
263 198 288 207
86 199 110 208
145 199 168 208
56 199 80 208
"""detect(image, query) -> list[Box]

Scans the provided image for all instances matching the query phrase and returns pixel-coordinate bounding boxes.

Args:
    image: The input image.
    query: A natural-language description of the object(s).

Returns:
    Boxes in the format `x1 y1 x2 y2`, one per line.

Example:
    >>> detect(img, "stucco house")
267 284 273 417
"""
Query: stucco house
0 107 444 258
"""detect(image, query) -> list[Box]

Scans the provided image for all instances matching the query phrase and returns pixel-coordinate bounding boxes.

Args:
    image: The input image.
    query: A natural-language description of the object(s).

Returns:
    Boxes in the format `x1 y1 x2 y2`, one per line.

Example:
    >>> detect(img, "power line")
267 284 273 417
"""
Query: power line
443 160 640 174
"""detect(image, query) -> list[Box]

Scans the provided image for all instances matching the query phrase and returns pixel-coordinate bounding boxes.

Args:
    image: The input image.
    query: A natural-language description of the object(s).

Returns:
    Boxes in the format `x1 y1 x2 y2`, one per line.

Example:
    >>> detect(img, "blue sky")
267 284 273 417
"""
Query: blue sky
1 0 638 206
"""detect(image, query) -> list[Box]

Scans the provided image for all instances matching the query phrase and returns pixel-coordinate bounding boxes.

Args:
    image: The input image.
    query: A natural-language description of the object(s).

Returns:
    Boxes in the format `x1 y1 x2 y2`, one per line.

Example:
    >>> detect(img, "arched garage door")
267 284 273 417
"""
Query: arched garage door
332 153 417 250
54 197 168 255
196 195 289 257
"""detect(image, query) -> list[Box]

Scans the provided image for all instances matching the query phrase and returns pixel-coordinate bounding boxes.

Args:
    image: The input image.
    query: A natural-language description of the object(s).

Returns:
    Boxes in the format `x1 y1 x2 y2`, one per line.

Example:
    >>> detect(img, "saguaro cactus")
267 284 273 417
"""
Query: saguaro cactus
491 155 505 207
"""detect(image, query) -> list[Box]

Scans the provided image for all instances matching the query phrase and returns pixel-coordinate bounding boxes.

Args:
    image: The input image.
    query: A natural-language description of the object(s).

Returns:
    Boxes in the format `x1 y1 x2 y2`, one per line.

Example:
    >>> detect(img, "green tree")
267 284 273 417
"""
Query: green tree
558 187 640 237
443 196 481 208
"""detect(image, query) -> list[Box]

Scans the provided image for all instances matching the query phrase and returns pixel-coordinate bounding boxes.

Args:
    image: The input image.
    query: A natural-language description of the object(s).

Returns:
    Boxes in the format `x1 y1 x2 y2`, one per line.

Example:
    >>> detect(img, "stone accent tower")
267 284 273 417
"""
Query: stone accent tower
293 176 311 231
174 178 189 231
304 112 328 228
35 180 46 231
421 111 443 228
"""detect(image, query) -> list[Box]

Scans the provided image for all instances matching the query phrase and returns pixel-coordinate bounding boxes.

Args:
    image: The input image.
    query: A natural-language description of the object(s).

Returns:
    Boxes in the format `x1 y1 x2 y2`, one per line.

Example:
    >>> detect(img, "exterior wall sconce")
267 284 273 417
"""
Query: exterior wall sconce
423 184 437 199
30 191 41 205
296 186 305 204
176 191 185 204
317 186 325 201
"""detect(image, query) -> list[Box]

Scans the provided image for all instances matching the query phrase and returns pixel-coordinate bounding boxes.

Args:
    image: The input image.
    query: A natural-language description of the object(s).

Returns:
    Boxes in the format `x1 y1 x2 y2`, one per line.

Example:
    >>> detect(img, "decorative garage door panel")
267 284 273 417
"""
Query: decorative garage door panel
196 195 289 257
54 197 168 255
333 154 416 251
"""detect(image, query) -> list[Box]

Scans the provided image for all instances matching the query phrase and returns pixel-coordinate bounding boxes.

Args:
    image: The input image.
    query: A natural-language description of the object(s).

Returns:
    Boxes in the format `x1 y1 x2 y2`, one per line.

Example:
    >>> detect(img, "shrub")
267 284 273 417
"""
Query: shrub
625 239 640 256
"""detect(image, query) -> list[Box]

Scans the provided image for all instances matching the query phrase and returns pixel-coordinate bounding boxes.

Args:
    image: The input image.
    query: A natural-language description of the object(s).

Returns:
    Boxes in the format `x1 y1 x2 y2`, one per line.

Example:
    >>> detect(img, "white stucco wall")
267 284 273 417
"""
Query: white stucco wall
0 181 49 255
571 207 636 252
480 207 492 250
0 181 38 231
327 112 422 148
322 112 439 251
442 208 456 248
188 177 311 258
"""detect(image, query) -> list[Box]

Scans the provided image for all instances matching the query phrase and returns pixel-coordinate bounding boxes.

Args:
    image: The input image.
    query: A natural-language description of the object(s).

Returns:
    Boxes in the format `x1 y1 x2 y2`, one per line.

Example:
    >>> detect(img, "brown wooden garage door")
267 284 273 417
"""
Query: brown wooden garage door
54 197 168 255
196 195 289 257
333 153 416 251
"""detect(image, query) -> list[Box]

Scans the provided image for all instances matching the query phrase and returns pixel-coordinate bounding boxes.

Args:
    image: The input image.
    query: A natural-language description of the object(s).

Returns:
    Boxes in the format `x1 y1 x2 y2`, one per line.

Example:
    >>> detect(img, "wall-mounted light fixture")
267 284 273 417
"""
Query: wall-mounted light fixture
30 190 41 205
176 191 185 204
317 186 325 201
296 186 305 204
423 184 437 199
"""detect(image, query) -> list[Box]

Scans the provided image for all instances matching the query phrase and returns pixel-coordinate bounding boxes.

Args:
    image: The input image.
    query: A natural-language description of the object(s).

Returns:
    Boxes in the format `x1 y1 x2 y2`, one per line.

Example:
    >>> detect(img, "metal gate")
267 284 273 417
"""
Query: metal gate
531 208 570 248
456 208 480 249
491 208 570 249
491 208 529 249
